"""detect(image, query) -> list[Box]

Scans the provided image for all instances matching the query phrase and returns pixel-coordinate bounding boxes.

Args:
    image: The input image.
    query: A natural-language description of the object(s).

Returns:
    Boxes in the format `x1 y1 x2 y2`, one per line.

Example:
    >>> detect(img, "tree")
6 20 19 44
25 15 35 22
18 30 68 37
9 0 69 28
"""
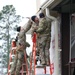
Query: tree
0 5 23 72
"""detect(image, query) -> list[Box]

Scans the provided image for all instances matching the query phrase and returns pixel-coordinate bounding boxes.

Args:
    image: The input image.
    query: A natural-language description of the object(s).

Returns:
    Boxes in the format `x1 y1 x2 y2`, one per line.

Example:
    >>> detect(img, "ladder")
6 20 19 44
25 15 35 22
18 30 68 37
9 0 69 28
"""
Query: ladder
8 40 29 75
8 40 16 75
30 33 52 75
30 32 36 75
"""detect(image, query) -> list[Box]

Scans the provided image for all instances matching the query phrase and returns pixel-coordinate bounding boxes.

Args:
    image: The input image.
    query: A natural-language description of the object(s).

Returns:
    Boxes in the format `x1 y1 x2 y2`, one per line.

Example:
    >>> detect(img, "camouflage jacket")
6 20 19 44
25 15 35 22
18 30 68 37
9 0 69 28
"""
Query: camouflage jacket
23 20 32 33
31 22 38 37
36 17 50 36
18 30 26 47
24 20 39 36
17 30 30 51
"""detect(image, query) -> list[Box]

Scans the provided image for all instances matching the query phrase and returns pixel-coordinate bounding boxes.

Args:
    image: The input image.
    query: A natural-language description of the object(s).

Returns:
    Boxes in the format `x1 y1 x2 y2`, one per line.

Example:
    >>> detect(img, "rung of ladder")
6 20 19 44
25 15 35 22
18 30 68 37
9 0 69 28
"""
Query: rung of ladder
36 65 46 68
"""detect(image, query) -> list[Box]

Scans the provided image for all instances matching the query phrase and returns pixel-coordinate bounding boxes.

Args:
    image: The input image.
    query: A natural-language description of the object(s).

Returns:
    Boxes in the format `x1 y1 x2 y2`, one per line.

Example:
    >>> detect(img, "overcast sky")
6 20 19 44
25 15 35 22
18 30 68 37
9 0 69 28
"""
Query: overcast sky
0 0 37 26
0 0 46 25
0 0 36 16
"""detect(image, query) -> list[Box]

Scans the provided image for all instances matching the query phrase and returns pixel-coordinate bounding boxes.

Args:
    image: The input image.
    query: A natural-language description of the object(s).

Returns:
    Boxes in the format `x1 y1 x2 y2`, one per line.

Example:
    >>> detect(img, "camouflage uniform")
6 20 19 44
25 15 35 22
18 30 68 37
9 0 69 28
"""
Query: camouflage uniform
24 20 39 55
31 22 38 37
45 20 51 65
24 20 38 37
31 22 40 56
11 29 30 75
36 17 51 65
23 20 32 33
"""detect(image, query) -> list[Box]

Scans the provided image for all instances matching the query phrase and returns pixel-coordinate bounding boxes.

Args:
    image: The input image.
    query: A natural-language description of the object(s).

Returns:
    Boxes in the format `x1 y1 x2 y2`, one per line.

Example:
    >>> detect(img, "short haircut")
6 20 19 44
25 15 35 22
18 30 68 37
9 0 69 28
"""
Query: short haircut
39 13 45 18
17 26 21 32
31 16 36 22
15 36 18 42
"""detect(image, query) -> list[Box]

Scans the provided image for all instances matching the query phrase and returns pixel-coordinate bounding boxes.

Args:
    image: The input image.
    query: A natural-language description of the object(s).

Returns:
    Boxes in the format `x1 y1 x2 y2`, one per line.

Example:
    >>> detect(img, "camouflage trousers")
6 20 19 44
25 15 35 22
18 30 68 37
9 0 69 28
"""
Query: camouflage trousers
10 51 26 75
38 35 50 65
36 37 40 56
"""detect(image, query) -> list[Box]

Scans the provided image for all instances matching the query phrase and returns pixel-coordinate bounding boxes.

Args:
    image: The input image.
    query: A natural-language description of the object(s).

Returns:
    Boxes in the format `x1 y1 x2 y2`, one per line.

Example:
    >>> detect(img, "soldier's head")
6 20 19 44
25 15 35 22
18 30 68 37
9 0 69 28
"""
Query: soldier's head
17 26 21 32
39 13 45 18
31 15 39 23
17 26 24 32
15 36 18 42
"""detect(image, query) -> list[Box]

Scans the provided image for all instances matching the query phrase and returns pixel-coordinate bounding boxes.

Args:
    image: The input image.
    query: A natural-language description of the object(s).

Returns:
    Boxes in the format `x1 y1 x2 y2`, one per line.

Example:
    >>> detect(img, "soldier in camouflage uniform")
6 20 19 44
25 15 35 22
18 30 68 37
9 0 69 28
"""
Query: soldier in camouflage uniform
10 26 30 75
35 13 51 65
30 16 40 56
24 16 40 55
24 16 39 36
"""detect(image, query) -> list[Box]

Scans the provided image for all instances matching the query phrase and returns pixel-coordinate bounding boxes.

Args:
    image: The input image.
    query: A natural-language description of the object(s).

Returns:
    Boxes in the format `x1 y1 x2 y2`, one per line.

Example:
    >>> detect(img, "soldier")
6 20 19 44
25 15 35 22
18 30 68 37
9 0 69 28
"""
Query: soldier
31 16 40 56
10 26 30 75
24 16 40 55
23 19 32 33
35 13 51 65
24 16 39 37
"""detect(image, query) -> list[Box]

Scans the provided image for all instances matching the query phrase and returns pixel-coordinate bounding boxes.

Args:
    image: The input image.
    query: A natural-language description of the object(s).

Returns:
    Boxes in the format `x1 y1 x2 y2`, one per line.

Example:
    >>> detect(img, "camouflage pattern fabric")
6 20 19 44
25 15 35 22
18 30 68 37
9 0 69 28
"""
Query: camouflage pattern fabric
36 17 51 65
10 28 30 75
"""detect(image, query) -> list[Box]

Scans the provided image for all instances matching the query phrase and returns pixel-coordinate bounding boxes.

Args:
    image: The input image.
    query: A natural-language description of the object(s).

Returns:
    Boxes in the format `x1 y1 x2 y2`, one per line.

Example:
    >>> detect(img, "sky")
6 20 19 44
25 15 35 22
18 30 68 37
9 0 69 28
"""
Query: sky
0 0 37 26
0 0 47 54
0 0 36 16
0 0 46 25
0 0 37 47
0 0 46 16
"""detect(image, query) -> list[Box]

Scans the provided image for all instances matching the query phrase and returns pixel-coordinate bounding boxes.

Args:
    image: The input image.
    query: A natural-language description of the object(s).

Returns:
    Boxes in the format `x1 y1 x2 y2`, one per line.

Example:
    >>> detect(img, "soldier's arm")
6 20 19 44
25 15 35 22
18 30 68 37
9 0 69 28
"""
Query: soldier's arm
31 26 38 37
24 20 32 33
36 20 47 33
